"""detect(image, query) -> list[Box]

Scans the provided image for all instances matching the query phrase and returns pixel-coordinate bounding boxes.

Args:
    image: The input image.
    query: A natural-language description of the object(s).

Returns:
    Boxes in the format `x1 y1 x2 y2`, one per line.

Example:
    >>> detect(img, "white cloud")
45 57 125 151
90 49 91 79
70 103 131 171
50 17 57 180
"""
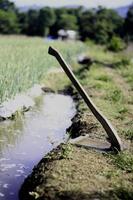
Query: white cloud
11 0 133 8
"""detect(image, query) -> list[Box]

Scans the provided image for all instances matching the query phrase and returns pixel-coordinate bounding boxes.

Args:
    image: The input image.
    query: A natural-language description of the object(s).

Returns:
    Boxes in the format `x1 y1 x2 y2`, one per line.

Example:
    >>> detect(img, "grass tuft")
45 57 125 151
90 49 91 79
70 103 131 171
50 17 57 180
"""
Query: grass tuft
110 152 133 172
105 88 123 102
122 129 133 141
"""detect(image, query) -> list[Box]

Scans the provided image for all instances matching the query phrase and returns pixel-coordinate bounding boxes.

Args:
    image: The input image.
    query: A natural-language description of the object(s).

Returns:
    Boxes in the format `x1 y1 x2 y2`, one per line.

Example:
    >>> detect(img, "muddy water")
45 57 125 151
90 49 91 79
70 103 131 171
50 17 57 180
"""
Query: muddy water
0 94 76 200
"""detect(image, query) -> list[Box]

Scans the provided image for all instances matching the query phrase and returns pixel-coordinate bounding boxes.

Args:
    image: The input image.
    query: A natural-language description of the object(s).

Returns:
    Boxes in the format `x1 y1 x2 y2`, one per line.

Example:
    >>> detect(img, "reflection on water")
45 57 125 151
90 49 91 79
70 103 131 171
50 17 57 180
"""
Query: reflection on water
0 94 76 200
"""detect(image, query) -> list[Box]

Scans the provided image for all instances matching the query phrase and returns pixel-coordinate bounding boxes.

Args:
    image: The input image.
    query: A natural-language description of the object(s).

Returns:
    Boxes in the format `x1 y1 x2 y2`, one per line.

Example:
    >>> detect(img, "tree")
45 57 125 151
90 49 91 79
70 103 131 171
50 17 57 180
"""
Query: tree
0 0 16 12
57 13 78 30
0 9 19 34
79 7 124 44
0 0 19 34
107 36 126 52
50 8 80 37
17 12 28 34
124 5 133 40
26 9 39 36
37 7 55 36
79 10 97 41
96 7 124 38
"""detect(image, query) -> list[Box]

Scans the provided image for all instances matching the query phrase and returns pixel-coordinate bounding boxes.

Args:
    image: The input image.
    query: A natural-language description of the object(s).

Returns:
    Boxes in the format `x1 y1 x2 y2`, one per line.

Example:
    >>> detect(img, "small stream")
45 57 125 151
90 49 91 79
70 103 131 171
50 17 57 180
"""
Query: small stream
0 93 76 200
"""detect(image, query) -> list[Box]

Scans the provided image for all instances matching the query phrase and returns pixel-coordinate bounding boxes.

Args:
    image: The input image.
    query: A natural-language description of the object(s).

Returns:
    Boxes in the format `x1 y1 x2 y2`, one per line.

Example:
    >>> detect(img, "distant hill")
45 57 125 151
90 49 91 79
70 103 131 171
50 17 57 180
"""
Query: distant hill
115 5 131 18
19 4 131 17
19 5 41 12
19 5 81 12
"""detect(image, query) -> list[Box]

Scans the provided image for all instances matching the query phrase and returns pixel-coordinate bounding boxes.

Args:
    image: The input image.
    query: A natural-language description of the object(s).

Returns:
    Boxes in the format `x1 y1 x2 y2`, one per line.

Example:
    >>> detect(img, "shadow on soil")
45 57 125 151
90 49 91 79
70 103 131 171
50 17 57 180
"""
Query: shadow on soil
19 186 133 200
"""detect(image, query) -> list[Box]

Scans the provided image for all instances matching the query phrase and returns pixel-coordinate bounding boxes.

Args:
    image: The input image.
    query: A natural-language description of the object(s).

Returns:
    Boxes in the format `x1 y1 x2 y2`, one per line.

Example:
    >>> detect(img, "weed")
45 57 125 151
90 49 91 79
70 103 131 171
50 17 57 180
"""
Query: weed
107 36 126 52
122 129 133 141
101 169 120 179
118 64 133 89
60 143 73 159
105 89 123 102
120 57 131 66
117 107 128 114
10 110 24 120
114 106 128 120
114 114 125 120
114 184 133 200
95 74 112 82
29 191 40 199
110 152 133 172
45 144 73 161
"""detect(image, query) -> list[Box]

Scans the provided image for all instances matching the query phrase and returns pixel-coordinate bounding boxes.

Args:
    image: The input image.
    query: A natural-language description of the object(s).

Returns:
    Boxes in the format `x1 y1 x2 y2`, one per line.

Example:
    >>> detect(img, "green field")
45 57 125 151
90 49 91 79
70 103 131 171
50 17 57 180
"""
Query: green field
0 36 86 103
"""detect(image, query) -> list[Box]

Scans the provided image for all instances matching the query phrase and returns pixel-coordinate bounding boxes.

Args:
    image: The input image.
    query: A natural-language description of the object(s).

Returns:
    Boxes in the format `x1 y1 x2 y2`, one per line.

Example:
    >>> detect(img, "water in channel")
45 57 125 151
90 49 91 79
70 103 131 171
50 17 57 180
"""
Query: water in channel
0 93 76 200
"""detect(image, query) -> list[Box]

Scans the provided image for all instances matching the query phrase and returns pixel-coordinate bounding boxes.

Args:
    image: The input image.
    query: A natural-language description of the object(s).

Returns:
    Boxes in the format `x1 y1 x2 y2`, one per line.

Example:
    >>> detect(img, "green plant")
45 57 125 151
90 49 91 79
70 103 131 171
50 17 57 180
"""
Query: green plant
122 129 133 140
110 152 133 172
29 191 40 199
118 107 128 114
114 185 133 200
96 74 112 82
60 143 73 159
101 169 120 179
107 36 126 52
106 89 123 102
120 57 130 66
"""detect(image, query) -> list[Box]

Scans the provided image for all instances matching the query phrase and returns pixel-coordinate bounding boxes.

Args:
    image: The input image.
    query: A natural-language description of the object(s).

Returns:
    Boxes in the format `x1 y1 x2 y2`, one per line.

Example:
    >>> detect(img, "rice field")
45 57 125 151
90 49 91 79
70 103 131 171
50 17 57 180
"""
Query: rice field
0 35 86 103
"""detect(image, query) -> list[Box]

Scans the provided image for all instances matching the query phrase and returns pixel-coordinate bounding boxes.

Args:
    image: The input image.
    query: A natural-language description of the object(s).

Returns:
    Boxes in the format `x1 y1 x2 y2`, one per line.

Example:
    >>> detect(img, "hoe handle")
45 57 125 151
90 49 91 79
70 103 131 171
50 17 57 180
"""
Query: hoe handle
48 46 123 151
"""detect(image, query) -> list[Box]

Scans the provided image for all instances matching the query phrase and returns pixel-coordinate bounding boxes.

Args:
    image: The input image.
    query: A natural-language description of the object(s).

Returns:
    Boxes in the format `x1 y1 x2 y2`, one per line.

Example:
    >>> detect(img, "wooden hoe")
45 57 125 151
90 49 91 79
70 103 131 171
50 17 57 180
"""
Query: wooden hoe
48 46 123 151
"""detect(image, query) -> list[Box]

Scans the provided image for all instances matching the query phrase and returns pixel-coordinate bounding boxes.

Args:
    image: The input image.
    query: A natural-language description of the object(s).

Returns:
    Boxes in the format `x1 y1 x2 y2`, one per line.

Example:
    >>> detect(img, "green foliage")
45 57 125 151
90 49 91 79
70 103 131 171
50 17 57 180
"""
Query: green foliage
119 63 133 89
0 0 19 34
37 7 56 36
50 7 82 37
17 12 28 34
57 13 78 30
122 129 133 140
26 9 39 36
120 57 130 66
0 0 16 12
79 7 124 44
60 143 73 159
79 10 96 41
0 10 19 34
106 88 123 102
0 1 130 42
107 36 126 52
96 74 112 82
111 57 130 69
114 185 133 200
124 5 133 40
117 107 128 114
110 152 133 172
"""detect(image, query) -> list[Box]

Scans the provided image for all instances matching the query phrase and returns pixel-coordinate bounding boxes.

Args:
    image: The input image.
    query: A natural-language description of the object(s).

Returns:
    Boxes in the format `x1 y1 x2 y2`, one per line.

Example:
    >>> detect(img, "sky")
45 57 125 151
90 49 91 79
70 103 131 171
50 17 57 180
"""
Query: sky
11 0 133 8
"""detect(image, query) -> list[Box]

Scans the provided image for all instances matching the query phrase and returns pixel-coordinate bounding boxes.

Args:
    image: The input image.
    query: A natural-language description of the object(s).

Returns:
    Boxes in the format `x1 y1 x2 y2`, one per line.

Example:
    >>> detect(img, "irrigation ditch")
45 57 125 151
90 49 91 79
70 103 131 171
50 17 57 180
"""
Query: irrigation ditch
19 86 107 200
0 88 77 200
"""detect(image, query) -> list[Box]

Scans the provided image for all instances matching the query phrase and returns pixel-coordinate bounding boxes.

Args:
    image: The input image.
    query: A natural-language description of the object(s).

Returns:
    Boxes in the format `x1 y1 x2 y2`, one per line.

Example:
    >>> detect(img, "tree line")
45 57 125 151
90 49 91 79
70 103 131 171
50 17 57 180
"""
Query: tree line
0 0 133 44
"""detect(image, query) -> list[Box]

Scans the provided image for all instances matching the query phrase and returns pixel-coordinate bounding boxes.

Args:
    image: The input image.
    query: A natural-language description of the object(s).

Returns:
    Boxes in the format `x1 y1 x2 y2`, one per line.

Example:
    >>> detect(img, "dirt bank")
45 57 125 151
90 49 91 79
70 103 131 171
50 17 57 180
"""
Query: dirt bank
19 143 132 200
